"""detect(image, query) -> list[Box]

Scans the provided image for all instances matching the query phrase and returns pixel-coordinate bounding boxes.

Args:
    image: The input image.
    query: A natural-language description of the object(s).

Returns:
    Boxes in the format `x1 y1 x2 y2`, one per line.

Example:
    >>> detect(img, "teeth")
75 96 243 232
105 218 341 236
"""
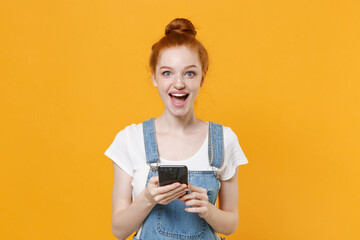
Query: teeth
171 93 187 97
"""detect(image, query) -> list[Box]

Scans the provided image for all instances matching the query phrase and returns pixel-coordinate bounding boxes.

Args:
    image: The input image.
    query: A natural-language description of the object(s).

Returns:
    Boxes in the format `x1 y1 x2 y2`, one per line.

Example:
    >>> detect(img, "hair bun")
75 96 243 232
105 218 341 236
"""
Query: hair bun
165 18 197 37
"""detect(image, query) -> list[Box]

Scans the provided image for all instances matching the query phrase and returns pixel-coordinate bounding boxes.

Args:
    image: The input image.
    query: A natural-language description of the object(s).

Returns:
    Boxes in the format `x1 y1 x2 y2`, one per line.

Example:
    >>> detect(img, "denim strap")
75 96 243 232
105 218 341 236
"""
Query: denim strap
142 118 159 164
208 121 224 168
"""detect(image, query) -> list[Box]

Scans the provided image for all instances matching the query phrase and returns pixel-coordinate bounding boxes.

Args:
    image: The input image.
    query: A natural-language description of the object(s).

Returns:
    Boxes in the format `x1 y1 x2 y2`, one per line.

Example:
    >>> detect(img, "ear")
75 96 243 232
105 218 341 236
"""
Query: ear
151 72 158 87
200 71 206 87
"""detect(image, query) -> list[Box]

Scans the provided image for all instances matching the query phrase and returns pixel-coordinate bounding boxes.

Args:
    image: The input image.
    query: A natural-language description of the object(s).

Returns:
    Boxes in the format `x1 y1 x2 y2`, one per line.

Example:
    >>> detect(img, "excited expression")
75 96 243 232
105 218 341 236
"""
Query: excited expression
152 46 205 117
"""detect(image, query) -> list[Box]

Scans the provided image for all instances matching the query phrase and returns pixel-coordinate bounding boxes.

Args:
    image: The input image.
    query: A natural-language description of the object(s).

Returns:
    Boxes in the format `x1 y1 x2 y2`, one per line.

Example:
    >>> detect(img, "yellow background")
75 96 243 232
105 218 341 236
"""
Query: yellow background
1 0 359 239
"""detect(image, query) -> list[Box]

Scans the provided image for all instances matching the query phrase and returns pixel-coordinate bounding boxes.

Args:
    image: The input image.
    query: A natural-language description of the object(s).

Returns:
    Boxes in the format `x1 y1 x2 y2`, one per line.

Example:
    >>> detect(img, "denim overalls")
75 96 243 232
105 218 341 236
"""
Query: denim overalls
134 117 225 240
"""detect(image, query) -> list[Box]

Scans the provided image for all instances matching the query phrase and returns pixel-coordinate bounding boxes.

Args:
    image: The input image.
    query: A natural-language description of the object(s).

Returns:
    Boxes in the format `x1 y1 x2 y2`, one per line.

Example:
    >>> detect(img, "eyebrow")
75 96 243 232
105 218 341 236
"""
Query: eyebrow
159 65 198 70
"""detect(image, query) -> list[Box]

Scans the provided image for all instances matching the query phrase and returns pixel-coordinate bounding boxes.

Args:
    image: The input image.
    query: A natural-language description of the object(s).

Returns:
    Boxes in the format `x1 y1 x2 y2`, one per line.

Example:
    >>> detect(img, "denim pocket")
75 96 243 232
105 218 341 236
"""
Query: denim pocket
156 201 206 238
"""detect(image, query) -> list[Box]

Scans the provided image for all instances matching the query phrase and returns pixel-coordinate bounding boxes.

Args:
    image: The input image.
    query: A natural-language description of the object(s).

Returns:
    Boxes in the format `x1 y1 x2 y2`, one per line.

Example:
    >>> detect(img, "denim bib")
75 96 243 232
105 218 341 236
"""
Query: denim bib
134 117 224 240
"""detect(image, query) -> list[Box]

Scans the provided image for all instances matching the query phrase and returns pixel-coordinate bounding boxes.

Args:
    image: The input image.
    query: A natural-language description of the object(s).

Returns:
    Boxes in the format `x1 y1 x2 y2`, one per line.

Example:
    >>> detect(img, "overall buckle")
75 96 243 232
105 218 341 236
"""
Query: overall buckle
212 166 220 179
149 162 158 172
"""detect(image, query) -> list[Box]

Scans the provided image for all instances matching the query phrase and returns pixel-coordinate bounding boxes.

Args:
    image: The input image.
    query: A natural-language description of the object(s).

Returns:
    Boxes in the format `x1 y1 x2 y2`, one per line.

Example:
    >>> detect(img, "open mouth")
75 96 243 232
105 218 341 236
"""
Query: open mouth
169 93 189 100
169 93 189 106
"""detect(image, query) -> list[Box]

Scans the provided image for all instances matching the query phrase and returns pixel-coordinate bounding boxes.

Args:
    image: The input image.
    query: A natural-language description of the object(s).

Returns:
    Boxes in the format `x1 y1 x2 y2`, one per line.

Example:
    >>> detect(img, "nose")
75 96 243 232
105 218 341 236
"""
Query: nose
174 74 185 89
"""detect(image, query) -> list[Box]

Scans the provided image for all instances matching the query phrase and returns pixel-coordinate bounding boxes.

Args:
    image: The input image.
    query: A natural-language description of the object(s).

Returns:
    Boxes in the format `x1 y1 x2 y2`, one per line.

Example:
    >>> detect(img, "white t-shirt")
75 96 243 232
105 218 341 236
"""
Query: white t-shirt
105 121 248 201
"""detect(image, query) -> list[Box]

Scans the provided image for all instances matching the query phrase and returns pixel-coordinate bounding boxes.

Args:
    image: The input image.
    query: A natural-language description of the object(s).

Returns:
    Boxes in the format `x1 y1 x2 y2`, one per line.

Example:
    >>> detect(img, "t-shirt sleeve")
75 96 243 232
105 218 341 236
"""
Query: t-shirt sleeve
219 127 248 181
104 126 134 177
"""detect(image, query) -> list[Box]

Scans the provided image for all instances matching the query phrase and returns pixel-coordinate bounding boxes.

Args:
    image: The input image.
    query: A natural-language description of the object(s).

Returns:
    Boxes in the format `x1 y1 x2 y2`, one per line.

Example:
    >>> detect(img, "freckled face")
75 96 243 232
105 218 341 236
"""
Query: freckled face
152 46 205 117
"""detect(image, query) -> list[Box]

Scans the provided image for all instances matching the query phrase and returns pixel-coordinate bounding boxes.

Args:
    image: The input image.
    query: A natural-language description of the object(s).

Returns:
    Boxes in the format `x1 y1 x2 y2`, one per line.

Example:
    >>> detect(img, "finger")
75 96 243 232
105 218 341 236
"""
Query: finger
185 199 207 207
159 189 189 204
177 190 190 201
151 182 181 195
185 206 207 213
179 191 208 201
148 176 159 185
162 184 187 196
188 183 207 194
157 187 188 204
178 192 193 201
153 184 187 203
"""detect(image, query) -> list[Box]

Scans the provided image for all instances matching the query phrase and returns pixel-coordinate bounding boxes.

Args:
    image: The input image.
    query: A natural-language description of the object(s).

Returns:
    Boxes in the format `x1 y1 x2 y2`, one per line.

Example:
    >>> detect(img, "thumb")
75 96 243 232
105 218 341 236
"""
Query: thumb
148 176 159 185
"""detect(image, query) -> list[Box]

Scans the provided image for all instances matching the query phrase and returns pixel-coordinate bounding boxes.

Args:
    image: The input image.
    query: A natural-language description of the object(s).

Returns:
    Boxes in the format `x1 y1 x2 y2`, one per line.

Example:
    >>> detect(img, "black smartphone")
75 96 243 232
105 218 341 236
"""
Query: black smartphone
158 165 188 187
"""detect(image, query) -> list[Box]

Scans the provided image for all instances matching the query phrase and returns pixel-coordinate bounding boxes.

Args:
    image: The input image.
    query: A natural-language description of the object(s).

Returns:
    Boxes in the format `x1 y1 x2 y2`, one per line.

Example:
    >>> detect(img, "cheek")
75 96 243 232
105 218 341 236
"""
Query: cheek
189 80 202 91
156 84 170 97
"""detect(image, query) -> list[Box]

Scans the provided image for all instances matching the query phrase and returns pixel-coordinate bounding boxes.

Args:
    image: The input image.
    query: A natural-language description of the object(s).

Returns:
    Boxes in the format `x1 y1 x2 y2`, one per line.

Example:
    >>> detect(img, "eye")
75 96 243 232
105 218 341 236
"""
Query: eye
185 71 196 77
162 71 171 76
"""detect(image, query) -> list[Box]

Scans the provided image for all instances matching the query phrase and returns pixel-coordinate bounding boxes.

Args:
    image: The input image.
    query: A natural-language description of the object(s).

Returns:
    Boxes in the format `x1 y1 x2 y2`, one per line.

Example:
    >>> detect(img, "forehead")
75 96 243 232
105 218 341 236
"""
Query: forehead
157 46 201 69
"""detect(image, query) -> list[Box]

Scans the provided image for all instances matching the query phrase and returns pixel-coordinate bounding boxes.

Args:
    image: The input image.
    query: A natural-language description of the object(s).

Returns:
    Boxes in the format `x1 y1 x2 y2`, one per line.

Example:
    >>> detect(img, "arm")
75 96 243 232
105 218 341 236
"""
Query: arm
111 163 188 240
179 167 240 235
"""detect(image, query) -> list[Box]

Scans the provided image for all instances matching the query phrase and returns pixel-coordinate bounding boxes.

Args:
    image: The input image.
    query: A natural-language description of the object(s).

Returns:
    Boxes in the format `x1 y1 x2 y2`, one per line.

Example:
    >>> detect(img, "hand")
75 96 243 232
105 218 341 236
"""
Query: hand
144 176 188 205
178 183 211 218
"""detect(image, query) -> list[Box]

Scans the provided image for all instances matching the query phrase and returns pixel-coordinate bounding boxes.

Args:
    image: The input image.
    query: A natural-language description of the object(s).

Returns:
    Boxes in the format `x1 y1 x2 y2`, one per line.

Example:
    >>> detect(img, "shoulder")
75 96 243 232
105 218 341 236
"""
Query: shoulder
207 121 238 142
206 121 240 146
113 122 143 141
218 124 248 180
222 126 239 143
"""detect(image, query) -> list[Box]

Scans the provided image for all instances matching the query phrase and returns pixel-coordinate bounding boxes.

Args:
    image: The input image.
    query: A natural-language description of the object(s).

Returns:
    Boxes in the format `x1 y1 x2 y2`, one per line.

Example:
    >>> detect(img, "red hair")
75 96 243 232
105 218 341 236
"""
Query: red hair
149 18 209 74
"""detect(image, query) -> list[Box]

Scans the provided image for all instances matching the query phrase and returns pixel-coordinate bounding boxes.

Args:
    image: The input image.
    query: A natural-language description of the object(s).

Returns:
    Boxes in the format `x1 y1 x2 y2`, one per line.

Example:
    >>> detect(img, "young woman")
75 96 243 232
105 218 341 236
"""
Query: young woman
105 18 248 240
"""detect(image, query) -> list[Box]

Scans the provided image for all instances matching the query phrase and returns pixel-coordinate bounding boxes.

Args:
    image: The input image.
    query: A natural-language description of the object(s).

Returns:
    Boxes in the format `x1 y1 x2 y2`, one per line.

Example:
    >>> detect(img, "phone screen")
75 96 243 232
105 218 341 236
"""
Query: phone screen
158 165 188 186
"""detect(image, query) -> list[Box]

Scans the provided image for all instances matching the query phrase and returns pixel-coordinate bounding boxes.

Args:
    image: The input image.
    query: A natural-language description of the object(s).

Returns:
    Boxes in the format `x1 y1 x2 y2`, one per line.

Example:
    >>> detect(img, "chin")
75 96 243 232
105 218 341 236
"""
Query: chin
167 107 191 117
171 110 188 117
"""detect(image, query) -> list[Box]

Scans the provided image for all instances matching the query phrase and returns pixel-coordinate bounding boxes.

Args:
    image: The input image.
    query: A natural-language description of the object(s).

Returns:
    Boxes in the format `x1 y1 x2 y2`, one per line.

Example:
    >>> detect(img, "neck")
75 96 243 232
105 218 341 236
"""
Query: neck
155 111 198 133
